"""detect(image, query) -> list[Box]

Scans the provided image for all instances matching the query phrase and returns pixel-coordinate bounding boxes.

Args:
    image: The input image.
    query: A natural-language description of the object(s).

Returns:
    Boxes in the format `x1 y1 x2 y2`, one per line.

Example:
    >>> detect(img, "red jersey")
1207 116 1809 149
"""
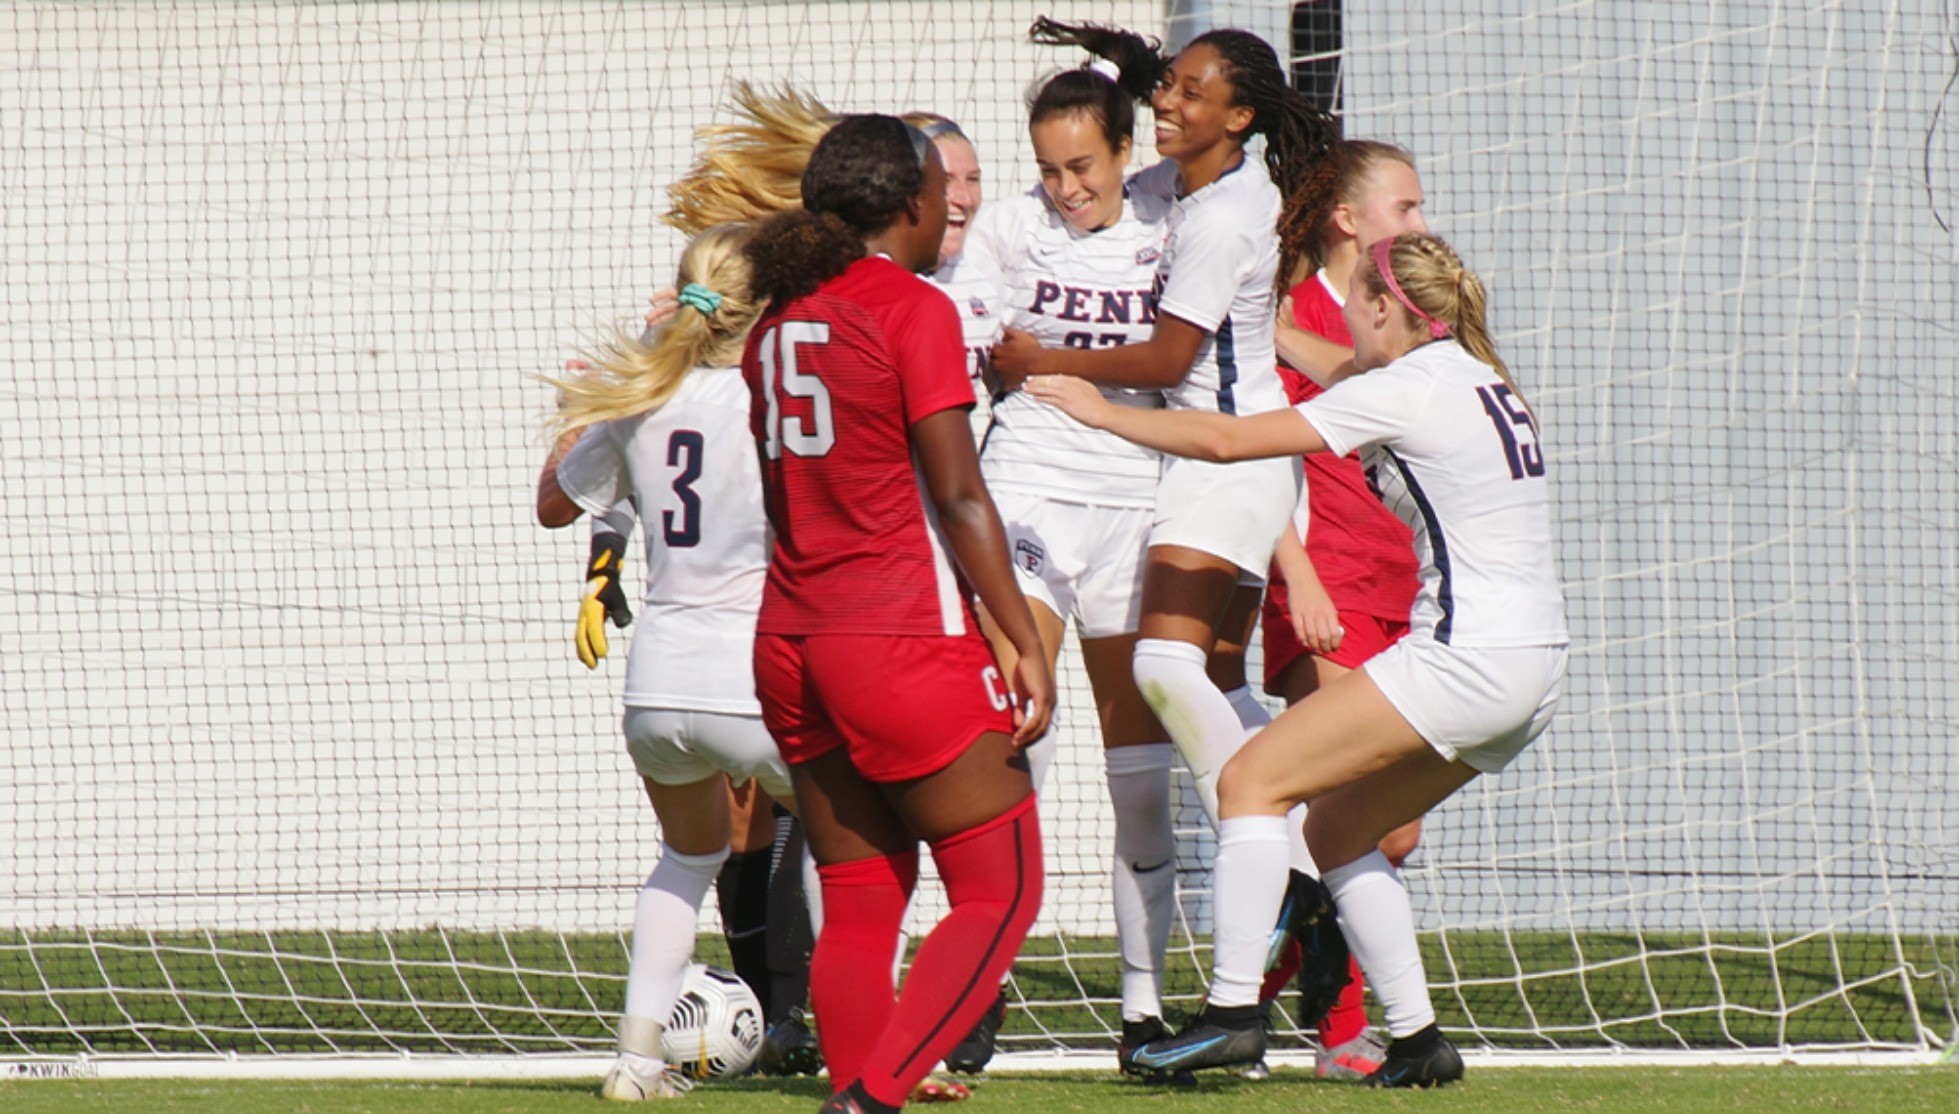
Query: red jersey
1281 270 1419 622
743 255 979 637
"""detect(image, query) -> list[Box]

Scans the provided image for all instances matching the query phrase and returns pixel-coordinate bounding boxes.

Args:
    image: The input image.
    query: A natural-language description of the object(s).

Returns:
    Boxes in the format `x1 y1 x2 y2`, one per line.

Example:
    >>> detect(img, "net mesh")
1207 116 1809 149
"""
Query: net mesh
2 0 1954 1064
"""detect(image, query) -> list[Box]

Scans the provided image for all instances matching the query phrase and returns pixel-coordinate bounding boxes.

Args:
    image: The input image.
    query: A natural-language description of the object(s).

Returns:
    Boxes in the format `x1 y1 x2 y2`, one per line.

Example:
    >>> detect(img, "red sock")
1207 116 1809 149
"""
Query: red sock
809 850 917 1094
856 796 1042 1108
1318 955 1369 1048
1260 938 1302 1003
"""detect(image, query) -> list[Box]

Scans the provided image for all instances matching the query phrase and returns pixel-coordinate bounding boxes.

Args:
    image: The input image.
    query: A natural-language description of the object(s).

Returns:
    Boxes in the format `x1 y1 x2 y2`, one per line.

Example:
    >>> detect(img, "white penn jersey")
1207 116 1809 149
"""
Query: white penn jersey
966 186 1173 507
554 365 767 713
1299 341 1570 648
1131 157 1286 416
928 249 1006 446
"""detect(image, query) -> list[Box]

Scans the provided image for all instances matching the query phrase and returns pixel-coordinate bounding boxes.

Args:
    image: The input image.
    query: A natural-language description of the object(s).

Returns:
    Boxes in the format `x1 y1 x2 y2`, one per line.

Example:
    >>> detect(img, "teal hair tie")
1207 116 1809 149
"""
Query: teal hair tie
677 282 723 316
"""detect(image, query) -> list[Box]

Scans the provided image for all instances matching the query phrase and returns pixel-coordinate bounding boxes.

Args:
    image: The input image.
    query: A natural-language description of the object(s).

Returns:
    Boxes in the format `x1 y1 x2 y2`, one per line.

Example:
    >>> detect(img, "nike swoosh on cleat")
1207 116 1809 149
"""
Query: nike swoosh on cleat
1133 1034 1228 1068
1131 860 1171 875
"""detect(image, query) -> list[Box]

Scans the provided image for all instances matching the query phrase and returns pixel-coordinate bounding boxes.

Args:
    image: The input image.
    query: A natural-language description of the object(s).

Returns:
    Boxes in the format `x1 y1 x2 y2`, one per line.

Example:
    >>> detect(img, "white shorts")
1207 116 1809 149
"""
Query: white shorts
622 706 794 801
1363 636 1568 774
1149 455 1300 577
995 490 1152 639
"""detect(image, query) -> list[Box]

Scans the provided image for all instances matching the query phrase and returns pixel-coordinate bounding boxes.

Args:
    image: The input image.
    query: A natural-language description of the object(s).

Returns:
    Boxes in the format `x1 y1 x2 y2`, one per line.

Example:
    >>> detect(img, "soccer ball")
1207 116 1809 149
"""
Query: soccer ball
662 964 764 1079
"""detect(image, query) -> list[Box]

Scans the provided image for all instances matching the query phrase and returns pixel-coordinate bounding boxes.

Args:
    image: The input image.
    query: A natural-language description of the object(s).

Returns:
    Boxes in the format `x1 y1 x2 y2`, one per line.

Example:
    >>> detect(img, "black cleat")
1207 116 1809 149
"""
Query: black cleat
1275 871 1351 1030
760 1007 824 1077
1363 1026 1464 1089
1268 870 1327 966
815 1096 862 1114
1117 1017 1198 1087
944 990 1008 1074
816 1082 892 1114
1124 1006 1266 1075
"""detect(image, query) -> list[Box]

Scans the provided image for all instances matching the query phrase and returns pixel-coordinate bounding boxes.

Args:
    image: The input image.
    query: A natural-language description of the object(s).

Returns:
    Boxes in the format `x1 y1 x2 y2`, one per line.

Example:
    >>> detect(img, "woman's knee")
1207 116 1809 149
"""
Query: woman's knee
1216 749 1286 816
1129 637 1196 714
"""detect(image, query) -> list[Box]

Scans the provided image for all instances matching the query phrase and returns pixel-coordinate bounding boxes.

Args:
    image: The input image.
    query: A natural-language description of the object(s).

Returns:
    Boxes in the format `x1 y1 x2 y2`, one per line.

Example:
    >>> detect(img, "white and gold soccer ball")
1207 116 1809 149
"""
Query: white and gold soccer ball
661 964 764 1079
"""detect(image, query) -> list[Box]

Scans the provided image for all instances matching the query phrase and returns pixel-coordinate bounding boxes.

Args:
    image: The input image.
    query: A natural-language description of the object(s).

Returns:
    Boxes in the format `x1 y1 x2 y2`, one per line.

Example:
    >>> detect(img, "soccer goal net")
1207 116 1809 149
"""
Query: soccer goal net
3 0 1955 1072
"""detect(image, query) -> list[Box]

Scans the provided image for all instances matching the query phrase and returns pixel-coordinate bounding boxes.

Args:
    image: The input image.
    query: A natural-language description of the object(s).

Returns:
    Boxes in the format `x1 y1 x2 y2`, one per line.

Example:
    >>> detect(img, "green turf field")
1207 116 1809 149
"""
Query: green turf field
4 928 1951 1057
4 1068 1959 1114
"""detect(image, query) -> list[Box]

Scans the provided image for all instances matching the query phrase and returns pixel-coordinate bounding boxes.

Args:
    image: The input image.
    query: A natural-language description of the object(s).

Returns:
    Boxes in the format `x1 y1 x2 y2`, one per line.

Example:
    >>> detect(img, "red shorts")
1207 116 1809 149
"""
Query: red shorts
754 631 1016 783
1261 598 1410 694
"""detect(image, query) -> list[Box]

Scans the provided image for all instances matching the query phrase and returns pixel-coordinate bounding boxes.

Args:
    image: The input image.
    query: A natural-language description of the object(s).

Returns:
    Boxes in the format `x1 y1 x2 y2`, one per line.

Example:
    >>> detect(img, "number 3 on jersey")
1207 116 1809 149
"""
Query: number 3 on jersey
1477 383 1544 480
758 321 835 459
662 430 704 548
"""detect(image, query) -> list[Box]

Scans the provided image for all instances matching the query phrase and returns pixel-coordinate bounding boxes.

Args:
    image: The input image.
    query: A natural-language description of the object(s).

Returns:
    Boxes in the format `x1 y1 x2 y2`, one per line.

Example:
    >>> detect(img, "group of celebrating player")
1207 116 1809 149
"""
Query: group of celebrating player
536 14 1569 1111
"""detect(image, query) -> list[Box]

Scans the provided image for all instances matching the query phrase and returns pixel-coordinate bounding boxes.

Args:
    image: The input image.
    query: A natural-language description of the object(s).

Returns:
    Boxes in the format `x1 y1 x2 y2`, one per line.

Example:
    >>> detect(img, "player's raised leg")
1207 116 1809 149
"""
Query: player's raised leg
1126 671 1444 1076
1130 550 1261 829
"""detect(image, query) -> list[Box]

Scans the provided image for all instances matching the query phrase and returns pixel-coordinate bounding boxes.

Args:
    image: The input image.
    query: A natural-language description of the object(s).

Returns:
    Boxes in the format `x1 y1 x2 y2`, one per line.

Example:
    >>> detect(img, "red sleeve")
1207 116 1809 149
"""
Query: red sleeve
886 281 976 426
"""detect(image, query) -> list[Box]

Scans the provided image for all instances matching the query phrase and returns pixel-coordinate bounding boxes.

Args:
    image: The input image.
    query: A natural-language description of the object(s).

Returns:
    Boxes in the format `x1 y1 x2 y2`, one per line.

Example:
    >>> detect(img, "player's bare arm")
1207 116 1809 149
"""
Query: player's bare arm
536 427 586 528
1274 293 1361 388
1026 374 1327 464
909 407 1056 746
990 310 1207 393
1271 527 1343 655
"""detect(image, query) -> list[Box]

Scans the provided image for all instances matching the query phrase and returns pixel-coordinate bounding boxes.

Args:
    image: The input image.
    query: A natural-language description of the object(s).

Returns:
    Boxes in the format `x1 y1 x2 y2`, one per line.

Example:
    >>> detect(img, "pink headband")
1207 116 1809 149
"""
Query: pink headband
1370 237 1451 340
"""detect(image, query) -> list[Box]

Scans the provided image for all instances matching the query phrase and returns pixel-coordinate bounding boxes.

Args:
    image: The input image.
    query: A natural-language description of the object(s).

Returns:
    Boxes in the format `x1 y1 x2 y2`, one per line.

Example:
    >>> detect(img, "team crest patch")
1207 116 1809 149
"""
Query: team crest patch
1135 246 1161 266
969 296 991 317
1013 538 1045 574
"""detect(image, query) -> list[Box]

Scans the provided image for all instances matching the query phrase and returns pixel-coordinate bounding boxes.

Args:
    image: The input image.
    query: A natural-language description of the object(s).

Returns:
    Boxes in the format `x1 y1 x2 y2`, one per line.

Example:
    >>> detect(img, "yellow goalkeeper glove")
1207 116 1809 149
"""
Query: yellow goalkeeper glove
576 532 633 669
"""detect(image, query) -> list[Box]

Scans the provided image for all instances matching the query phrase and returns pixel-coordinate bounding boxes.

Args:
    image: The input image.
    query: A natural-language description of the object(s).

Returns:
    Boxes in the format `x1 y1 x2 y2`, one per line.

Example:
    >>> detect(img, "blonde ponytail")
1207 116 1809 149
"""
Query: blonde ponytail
546 222 761 435
664 83 837 236
1363 232 1532 418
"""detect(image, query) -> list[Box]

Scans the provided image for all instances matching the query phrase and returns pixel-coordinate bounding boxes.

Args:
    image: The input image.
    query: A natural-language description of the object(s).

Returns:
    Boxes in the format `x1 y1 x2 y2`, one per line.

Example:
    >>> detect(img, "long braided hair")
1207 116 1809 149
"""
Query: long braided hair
1185 28 1339 292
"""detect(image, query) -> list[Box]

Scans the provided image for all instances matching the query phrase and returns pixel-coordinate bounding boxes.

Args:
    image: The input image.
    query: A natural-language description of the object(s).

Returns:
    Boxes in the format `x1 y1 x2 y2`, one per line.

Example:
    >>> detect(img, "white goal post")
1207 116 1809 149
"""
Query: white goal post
2 0 1954 1075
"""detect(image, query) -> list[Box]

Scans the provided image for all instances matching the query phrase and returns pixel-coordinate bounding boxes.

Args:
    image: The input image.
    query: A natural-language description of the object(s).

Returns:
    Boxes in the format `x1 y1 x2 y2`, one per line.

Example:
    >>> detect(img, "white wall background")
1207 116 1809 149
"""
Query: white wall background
3 2 1954 951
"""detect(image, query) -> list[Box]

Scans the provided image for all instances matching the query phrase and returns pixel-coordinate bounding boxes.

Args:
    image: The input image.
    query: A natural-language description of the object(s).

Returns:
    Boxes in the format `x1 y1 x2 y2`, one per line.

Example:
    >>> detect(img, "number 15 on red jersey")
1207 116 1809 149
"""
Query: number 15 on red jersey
756 322 836 459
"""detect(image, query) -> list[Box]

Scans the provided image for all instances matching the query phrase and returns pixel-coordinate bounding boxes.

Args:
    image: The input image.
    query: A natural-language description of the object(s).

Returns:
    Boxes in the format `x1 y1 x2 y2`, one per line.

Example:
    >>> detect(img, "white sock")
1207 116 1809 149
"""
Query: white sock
1223 684 1271 734
1106 743 1177 1022
615 1019 666 1063
802 844 824 937
1207 815 1290 1008
893 894 915 988
1024 720 1058 797
1285 804 1316 875
1322 849 1435 1037
622 842 729 1031
1132 638 1251 829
